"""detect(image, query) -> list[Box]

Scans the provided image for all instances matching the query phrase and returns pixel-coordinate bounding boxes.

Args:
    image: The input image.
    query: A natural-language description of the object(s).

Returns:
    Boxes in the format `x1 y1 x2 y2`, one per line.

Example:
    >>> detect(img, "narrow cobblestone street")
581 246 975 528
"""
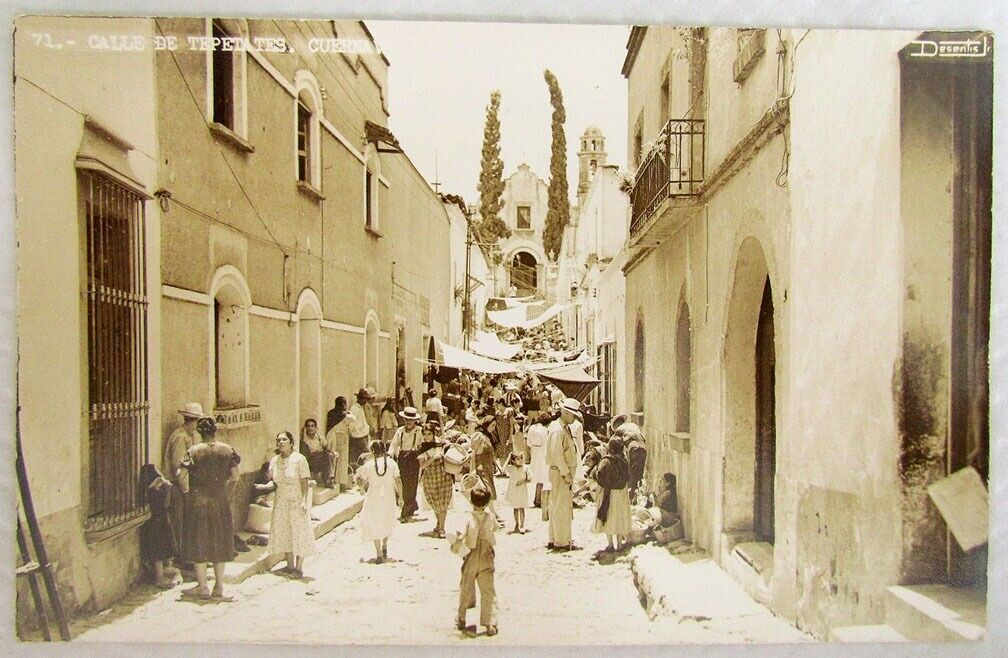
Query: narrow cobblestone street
71 479 807 645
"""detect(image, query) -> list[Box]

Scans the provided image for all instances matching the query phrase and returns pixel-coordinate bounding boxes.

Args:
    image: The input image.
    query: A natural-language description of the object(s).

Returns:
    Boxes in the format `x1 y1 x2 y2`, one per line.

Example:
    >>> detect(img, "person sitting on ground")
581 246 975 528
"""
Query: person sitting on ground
658 472 679 527
299 418 336 489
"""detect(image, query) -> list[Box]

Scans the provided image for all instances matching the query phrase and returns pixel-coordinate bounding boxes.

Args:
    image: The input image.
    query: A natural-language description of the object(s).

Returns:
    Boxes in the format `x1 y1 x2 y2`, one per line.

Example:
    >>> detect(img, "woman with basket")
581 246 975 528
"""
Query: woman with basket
418 422 454 538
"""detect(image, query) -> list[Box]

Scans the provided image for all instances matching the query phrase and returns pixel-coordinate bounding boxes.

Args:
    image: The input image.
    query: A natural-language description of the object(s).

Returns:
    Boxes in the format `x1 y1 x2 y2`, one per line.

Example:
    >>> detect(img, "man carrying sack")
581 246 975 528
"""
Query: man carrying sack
389 406 424 521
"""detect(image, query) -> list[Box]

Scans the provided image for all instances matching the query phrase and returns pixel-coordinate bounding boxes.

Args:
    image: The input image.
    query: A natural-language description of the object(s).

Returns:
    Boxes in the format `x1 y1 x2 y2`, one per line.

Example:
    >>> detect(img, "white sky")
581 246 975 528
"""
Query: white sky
368 20 630 206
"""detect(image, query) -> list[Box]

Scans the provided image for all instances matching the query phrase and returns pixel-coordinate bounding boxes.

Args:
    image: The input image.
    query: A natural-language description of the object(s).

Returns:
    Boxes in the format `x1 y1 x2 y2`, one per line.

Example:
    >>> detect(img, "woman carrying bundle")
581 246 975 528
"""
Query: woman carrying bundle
591 438 632 553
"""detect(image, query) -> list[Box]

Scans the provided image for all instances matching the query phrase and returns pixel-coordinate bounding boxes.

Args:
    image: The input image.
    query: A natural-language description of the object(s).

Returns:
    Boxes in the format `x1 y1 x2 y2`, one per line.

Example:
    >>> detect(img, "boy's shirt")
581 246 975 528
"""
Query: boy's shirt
463 509 497 549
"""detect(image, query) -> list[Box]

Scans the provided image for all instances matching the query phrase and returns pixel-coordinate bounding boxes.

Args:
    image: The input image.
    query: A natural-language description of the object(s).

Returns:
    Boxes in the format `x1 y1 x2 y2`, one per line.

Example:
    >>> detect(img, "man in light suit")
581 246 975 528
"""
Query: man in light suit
545 398 581 551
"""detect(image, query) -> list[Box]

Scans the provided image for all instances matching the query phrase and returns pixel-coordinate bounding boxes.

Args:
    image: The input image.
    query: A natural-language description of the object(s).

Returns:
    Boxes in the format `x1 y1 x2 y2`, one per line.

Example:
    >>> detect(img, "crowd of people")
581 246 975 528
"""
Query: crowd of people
136 366 679 635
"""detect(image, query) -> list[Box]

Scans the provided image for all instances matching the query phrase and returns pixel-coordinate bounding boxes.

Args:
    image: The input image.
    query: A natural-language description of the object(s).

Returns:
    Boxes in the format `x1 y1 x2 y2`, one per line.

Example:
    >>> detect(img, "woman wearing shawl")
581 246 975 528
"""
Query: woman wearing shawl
591 438 632 553
418 421 453 537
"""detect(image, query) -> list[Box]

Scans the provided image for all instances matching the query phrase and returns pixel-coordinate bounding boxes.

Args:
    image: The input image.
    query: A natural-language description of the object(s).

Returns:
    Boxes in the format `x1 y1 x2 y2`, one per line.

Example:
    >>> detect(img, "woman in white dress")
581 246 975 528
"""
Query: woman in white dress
356 440 402 563
525 414 551 509
265 432 316 578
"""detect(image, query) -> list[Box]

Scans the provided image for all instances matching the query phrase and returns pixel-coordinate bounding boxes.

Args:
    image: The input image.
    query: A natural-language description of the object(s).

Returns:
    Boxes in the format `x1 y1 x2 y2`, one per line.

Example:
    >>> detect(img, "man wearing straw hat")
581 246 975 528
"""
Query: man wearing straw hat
164 402 204 560
349 387 374 470
545 398 582 551
389 406 424 521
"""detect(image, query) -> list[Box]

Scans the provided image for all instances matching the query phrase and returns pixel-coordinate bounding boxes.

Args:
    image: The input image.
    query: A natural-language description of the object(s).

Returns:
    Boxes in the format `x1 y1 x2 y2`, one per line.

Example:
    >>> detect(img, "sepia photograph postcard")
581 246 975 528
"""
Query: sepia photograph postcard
8 3 1000 649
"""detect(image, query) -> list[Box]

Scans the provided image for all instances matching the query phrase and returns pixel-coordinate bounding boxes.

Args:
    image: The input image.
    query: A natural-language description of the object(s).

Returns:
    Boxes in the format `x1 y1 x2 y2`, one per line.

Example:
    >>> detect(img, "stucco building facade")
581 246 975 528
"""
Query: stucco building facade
14 17 452 630
154 16 451 531
622 26 991 638
15 16 162 629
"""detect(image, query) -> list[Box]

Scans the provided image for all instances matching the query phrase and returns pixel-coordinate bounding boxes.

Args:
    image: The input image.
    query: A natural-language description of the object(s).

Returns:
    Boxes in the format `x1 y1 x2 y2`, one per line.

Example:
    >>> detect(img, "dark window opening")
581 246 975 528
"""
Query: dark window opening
211 19 235 130
297 100 311 183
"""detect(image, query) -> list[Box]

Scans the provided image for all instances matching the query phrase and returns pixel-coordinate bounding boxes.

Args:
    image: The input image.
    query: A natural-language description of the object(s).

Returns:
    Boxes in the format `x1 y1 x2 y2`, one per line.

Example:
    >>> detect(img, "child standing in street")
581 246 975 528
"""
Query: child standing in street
451 484 498 636
504 452 530 534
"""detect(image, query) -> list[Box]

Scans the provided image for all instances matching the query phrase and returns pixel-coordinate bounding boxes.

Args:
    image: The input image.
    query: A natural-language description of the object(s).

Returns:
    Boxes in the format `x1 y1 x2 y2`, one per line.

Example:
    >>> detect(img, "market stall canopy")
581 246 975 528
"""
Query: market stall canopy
469 331 523 360
523 350 593 372
430 340 518 374
487 303 567 330
536 362 600 402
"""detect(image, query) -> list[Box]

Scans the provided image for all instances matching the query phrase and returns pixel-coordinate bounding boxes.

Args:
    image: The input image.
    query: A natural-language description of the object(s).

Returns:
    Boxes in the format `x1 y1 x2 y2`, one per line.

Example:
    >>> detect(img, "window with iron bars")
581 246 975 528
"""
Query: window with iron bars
81 170 150 533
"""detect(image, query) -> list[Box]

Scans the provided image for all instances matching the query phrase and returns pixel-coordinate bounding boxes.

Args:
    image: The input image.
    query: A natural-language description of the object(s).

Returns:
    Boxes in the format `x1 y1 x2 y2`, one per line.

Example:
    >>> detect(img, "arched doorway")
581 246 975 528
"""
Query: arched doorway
364 313 379 392
509 251 538 297
723 237 776 543
297 290 322 427
754 278 776 542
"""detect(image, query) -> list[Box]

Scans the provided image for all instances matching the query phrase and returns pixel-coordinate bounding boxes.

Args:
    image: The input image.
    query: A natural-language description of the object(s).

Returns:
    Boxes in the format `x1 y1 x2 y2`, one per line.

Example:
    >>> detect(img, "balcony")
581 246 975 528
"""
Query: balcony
628 118 705 241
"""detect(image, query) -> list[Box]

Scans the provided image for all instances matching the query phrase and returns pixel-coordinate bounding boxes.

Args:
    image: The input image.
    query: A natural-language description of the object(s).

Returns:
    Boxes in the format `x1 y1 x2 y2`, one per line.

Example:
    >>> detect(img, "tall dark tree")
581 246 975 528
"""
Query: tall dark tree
477 90 509 242
542 69 569 261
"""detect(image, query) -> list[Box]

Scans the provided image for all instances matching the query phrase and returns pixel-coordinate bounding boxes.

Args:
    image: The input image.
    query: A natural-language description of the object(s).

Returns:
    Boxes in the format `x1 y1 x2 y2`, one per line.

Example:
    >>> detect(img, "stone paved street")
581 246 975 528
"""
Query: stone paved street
71 478 809 645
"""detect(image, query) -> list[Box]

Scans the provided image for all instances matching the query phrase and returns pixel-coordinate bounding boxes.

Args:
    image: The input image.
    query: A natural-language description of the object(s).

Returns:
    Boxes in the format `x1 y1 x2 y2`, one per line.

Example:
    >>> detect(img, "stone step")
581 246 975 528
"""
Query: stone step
885 584 986 642
223 492 363 584
829 624 909 643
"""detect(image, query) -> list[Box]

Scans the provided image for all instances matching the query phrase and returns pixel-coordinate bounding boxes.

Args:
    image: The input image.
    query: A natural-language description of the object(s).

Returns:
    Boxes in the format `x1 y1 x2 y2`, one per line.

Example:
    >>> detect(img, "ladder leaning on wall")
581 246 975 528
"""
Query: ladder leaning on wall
16 419 71 641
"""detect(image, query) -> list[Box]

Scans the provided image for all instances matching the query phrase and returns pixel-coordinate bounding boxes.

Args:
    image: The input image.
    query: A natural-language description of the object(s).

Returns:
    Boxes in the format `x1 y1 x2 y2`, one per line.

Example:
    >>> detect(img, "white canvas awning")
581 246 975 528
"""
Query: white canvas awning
487 303 567 330
469 331 523 360
431 340 518 374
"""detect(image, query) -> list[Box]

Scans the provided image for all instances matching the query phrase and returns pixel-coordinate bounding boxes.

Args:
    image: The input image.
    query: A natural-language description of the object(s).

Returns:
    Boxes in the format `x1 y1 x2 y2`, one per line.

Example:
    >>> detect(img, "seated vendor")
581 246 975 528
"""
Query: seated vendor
658 472 679 527
299 418 337 489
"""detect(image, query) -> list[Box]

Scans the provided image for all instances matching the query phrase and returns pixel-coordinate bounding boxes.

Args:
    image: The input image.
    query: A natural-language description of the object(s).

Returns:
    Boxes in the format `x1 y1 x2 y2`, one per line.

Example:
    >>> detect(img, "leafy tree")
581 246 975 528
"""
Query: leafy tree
477 90 509 242
542 69 570 261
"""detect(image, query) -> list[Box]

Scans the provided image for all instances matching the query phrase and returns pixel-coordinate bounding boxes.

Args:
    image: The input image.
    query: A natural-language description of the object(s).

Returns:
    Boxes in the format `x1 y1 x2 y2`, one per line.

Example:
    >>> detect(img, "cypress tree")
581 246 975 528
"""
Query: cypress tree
477 90 509 242
543 69 569 261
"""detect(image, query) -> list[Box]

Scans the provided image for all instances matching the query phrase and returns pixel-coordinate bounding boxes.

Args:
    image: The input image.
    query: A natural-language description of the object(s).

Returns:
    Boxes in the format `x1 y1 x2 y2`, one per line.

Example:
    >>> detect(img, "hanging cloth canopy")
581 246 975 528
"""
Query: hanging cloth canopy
536 363 600 402
469 331 523 360
424 339 518 375
487 303 567 330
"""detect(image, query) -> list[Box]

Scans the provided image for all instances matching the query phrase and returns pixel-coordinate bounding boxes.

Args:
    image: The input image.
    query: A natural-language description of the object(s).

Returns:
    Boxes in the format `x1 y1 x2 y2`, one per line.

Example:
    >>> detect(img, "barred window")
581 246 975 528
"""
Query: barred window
81 170 150 533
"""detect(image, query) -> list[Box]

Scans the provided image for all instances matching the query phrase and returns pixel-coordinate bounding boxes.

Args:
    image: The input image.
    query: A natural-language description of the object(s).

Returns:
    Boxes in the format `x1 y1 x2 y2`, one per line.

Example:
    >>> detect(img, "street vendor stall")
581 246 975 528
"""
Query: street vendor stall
536 362 600 401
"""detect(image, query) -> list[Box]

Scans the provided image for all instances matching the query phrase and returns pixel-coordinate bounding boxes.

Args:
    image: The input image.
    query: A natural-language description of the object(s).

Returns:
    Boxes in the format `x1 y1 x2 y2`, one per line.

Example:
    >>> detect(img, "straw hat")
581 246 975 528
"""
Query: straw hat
399 406 420 421
558 397 583 419
609 414 629 433
178 402 205 419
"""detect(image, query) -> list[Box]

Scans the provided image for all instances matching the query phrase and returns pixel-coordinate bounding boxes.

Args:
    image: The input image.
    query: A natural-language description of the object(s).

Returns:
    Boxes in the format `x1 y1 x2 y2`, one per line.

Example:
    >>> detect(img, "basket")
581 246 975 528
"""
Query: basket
459 473 481 495
627 526 649 545
444 445 469 476
654 519 683 545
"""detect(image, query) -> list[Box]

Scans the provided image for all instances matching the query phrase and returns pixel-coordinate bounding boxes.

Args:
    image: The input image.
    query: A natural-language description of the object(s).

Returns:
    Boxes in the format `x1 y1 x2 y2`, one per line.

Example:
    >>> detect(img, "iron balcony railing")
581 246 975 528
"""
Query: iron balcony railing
629 118 705 238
